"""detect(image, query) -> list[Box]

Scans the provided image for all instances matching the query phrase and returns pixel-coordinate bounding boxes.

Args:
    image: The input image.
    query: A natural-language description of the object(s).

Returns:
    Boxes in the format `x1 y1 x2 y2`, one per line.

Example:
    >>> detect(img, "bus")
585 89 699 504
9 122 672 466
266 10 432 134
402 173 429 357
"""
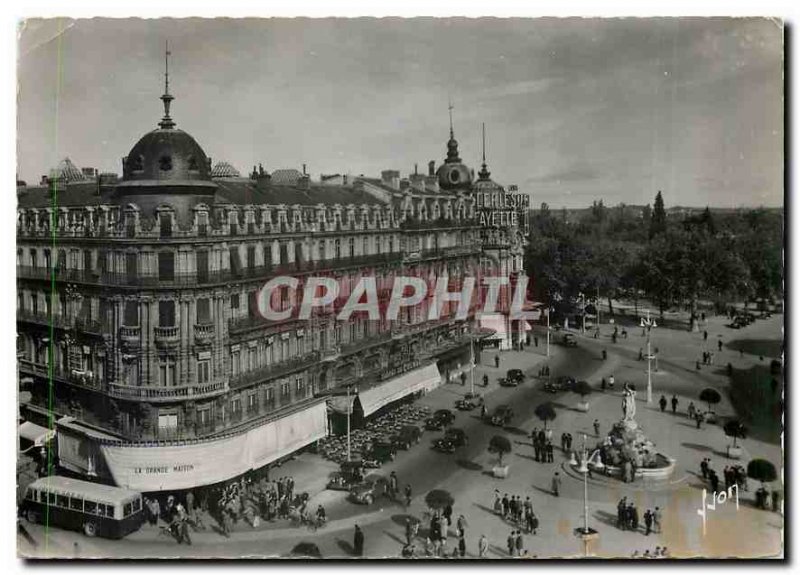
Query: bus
21 476 145 539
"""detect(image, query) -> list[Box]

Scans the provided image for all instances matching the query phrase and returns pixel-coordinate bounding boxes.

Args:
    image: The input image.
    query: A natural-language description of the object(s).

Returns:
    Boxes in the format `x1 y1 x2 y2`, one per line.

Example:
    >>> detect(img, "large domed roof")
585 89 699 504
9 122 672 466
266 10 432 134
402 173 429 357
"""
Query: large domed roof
120 128 213 185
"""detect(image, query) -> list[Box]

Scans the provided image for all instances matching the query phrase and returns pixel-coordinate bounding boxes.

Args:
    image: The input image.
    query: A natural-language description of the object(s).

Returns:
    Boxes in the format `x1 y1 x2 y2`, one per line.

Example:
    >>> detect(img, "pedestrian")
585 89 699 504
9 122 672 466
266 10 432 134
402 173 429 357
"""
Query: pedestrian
710 471 720 494
696 412 703 429
457 514 466 537
460 372 466 386
671 395 678 414
593 419 600 436
602 349 608 360
547 441 554 463
623 460 632 483
480 404 487 419
515 530 524 557
772 490 781 513
483 374 489 387
495 355 500 369
638 348 644 361
458 535 466 557
608 374 615 388
696 360 701 371
617 497 627 529
534 336 539 347
659 395 667 412
718 339 723 352
405 519 414 545
644 509 653 535
704 330 708 341
631 504 639 532
551 472 562 497
477 533 488 557
601 377 607 391
688 402 696 420
502 493 509 517
354 524 364 556
530 512 539 535
701 458 709 480
404 484 412 508
653 507 662 533
507 531 515 556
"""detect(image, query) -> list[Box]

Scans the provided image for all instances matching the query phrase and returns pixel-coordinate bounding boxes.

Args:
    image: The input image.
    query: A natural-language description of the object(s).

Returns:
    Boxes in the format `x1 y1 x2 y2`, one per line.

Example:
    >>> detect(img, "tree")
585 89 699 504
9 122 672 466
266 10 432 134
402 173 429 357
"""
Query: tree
649 191 667 239
535 402 557 429
723 420 747 448
572 380 593 400
425 489 455 511
699 388 722 412
747 459 777 483
488 435 512 466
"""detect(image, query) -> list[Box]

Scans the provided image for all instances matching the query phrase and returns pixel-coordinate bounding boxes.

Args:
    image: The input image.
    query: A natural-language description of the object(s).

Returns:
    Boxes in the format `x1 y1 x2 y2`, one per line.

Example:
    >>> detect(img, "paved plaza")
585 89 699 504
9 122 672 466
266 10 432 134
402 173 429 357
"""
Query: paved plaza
18 308 783 559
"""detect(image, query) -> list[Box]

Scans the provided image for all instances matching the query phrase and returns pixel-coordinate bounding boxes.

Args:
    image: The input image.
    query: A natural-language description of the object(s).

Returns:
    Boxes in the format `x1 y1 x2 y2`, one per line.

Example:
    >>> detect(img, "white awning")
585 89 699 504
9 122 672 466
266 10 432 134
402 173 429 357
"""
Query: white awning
81 401 328 492
19 421 54 447
329 363 441 417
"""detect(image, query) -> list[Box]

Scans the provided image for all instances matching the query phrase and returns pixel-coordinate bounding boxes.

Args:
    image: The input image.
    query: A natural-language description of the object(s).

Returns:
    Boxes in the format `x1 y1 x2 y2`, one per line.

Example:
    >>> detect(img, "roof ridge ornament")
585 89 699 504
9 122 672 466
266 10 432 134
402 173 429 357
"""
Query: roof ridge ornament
159 40 176 129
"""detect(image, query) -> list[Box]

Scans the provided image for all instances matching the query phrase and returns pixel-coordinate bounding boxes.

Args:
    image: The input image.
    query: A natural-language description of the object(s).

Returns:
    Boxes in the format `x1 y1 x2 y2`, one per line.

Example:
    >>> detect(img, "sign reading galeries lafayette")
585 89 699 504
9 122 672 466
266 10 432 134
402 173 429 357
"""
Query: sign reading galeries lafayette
97 401 328 491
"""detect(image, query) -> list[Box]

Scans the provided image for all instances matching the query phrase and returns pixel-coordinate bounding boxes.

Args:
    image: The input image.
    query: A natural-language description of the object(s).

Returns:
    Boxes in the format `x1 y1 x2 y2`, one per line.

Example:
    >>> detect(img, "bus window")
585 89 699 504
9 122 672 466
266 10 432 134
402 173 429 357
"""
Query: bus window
132 498 142 512
48 492 57 505
70 497 83 511
84 500 97 515
25 488 34 501
56 494 69 508
123 502 132 517
98 504 112 518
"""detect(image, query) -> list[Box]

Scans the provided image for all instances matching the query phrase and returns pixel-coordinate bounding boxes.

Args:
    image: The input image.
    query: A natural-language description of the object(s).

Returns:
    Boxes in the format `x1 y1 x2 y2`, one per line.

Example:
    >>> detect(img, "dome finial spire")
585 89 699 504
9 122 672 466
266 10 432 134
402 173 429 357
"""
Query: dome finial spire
448 97 454 139
479 122 491 180
159 40 176 129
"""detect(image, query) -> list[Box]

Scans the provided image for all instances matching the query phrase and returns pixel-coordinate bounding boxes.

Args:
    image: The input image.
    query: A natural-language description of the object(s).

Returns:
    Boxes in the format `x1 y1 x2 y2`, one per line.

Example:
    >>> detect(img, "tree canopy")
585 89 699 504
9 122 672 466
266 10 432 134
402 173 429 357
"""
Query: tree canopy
534 402 557 428
747 459 777 483
425 489 455 510
488 435 512 465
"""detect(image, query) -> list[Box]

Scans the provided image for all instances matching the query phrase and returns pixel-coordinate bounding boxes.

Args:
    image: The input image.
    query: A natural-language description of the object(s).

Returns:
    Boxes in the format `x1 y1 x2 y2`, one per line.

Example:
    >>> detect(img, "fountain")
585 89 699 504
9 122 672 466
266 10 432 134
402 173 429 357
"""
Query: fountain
582 383 675 482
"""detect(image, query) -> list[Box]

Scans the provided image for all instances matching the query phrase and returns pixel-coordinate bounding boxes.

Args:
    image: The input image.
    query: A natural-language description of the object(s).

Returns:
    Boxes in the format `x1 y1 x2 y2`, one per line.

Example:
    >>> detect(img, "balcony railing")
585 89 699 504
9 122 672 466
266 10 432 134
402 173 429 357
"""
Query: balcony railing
154 325 180 348
17 310 106 335
194 322 215 344
229 351 321 390
17 252 405 289
106 379 228 403
119 325 141 345
18 359 102 391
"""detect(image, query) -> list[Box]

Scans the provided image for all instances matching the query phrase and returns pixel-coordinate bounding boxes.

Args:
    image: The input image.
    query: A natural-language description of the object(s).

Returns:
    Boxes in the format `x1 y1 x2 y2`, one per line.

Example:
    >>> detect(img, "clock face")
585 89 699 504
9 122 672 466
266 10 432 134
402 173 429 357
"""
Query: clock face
449 169 461 184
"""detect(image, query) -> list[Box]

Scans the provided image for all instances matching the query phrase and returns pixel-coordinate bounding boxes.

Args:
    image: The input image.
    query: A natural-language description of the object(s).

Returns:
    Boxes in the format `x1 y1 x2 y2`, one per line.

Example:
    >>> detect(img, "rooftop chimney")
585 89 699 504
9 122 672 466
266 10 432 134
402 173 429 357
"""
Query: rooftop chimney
302 163 307 175
428 160 435 176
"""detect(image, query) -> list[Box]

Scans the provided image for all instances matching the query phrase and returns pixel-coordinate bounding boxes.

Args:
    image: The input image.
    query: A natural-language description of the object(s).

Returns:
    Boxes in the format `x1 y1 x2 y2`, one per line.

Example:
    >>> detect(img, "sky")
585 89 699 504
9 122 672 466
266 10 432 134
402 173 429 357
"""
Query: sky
16 17 783 209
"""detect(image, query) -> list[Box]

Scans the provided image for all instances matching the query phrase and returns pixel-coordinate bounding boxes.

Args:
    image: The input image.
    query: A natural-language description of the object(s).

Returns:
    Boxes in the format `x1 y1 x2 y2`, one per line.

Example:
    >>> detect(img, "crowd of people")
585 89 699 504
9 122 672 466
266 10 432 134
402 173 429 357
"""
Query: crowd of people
631 546 670 558
530 427 555 463
614 497 661 536
492 490 540 535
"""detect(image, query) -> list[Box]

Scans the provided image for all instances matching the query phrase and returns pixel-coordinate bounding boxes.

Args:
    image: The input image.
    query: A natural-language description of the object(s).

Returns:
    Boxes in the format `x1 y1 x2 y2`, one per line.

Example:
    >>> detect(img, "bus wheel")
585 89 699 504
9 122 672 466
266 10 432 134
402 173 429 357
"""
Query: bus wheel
25 510 38 524
83 522 97 537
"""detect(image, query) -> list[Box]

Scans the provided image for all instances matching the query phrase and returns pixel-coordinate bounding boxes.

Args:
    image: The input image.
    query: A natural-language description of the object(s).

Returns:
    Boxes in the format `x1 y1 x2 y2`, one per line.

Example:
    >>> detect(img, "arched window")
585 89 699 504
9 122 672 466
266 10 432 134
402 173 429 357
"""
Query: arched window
188 156 199 171
159 155 173 171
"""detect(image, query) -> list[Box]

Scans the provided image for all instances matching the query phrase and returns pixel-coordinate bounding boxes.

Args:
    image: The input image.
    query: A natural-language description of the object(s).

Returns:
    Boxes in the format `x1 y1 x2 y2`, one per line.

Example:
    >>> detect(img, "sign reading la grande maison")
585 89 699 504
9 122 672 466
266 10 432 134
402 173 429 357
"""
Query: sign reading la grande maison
133 464 196 475
476 184 530 231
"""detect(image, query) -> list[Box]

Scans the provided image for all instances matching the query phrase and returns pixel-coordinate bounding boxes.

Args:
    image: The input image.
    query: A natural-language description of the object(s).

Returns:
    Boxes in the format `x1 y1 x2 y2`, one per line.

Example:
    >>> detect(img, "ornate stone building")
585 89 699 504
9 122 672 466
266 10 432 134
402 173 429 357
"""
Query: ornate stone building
16 71 499 491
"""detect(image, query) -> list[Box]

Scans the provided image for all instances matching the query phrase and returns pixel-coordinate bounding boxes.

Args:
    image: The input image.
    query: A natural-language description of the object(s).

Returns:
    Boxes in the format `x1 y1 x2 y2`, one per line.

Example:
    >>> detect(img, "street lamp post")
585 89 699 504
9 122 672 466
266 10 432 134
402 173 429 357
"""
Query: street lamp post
470 336 476 396
346 384 358 462
546 307 551 359
574 432 598 558
640 309 657 404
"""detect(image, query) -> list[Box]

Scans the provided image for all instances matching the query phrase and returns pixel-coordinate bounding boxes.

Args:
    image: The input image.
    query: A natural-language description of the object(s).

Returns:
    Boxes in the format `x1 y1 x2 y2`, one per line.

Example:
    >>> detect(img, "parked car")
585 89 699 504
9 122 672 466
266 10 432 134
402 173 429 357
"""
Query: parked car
327 461 365 490
562 333 578 347
369 439 397 463
544 375 576 393
432 438 456 453
498 376 520 387
391 425 422 450
703 411 718 424
349 480 378 505
506 368 525 384
425 409 455 430
444 427 468 447
490 405 514 427
456 391 484 410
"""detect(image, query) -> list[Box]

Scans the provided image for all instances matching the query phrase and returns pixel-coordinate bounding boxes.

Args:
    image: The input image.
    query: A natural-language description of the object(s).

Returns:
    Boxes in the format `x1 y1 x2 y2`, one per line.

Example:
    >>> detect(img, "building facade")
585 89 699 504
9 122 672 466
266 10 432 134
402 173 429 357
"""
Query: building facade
17 65 528 490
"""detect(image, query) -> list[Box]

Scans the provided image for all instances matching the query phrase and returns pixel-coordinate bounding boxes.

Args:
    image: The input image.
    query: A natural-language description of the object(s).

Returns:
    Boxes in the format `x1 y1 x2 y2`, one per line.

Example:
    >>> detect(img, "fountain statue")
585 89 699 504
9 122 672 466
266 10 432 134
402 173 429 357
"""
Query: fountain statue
622 382 636 423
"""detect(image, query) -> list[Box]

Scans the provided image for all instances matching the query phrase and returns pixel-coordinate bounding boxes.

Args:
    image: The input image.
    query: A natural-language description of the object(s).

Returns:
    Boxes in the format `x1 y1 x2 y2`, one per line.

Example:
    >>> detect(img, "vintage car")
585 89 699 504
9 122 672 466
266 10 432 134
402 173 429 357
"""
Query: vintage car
506 368 526 384
349 480 378 505
391 425 422 450
369 439 397 463
432 438 456 453
326 461 365 491
562 333 579 347
425 409 455 430
444 427 468 447
544 375 576 393
455 393 484 411
498 376 520 387
490 405 514 427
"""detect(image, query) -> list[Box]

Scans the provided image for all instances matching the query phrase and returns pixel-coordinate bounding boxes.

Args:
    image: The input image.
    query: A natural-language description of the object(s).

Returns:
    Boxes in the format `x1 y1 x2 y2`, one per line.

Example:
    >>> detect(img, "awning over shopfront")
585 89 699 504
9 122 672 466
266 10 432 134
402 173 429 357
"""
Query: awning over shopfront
99 400 328 492
19 421 55 448
329 363 441 417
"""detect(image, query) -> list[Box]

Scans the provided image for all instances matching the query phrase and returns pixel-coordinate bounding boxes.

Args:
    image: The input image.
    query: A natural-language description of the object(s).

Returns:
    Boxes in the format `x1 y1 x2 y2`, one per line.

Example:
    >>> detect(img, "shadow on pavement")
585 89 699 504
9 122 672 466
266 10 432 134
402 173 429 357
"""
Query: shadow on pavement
593 509 620 529
681 442 713 452
456 459 482 471
336 538 355 556
505 426 528 436
390 513 420 527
